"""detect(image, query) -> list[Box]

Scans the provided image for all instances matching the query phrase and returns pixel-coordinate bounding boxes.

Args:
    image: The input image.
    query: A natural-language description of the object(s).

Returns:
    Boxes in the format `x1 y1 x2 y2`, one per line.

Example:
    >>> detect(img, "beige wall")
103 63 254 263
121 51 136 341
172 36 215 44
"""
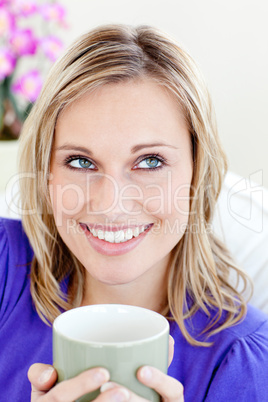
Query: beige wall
60 0 268 188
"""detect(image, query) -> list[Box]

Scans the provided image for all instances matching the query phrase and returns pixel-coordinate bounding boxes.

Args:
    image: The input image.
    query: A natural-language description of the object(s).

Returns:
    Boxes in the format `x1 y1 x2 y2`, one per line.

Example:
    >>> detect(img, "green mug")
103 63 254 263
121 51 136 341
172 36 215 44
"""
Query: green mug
53 304 169 401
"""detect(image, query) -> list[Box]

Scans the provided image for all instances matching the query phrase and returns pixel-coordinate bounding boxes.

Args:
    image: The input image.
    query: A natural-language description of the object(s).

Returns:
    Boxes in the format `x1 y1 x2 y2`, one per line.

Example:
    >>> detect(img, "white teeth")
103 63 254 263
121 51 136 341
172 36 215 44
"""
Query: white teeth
104 232 114 243
125 228 133 240
91 228 97 237
97 230 104 240
114 230 124 243
133 227 140 237
88 226 148 243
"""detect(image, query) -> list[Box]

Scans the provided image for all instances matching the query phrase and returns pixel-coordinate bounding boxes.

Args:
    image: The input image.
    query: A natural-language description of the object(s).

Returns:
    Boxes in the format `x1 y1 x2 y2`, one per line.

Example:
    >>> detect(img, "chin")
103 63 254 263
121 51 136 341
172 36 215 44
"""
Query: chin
87 267 142 287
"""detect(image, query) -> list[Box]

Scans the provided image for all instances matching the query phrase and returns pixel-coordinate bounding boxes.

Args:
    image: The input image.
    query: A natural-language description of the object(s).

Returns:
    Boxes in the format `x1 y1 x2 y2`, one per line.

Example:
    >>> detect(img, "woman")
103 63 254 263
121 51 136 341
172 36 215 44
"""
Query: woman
0 24 267 401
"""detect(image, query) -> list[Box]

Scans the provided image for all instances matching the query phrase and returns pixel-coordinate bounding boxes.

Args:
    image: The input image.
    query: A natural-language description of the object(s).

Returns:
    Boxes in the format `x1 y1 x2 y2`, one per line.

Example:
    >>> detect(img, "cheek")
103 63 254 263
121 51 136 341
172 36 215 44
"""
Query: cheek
49 178 86 225
142 174 192 241
142 174 192 217
172 183 192 217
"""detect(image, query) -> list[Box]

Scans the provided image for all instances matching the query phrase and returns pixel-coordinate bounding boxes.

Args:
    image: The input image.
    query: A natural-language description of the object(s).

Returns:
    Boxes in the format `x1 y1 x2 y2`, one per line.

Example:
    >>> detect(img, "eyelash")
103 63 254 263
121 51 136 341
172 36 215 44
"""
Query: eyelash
135 153 167 171
63 153 168 172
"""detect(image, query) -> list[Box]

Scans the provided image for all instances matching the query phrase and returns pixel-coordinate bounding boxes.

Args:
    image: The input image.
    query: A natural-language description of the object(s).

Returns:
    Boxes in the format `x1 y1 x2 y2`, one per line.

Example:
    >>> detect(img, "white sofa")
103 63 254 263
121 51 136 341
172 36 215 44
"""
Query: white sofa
213 171 268 313
0 171 267 314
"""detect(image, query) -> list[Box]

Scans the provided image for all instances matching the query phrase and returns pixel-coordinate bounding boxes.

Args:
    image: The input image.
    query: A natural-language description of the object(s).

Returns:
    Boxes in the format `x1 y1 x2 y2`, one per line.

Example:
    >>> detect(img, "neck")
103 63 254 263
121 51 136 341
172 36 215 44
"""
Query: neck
80 260 169 315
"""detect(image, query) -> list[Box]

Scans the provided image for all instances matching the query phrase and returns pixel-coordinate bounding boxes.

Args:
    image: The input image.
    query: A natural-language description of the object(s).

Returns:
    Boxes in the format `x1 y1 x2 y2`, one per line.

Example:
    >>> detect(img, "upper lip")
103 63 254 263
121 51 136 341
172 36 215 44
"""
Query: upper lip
80 223 153 232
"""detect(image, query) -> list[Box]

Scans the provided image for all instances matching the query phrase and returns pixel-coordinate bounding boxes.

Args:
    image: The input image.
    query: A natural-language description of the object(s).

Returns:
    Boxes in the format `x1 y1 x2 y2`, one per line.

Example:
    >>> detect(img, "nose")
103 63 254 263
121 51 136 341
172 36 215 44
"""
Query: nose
88 172 141 219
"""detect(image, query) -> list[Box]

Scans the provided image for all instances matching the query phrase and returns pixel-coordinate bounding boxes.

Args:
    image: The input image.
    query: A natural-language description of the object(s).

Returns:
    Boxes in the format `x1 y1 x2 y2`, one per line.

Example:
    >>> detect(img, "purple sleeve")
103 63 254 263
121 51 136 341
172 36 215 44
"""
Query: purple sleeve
205 320 268 400
0 218 53 400
0 218 33 325
0 219 9 319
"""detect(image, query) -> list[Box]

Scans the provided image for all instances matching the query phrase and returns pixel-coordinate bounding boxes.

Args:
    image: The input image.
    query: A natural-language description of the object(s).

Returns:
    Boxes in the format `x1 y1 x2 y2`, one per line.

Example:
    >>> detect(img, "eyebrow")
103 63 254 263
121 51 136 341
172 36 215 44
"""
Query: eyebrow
131 143 178 153
55 145 94 155
55 142 178 154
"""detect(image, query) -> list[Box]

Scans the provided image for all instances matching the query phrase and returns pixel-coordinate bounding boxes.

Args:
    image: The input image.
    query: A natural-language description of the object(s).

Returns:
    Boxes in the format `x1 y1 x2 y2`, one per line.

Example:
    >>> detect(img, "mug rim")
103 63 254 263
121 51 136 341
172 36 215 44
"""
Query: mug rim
53 304 169 347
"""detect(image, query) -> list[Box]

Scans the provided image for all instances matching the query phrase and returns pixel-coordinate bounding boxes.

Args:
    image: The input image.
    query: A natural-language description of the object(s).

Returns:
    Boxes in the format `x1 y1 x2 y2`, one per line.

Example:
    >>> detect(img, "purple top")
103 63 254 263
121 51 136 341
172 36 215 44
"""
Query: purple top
1 217 268 401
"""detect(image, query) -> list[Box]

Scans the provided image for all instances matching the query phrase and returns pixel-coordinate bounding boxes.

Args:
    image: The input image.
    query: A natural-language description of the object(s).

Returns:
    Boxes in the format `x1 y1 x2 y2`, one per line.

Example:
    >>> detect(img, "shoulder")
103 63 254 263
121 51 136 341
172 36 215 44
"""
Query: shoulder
205 305 268 400
223 303 268 339
169 305 268 400
0 217 34 324
0 216 31 247
0 216 33 261
212 304 268 367
0 219 52 399
179 302 268 356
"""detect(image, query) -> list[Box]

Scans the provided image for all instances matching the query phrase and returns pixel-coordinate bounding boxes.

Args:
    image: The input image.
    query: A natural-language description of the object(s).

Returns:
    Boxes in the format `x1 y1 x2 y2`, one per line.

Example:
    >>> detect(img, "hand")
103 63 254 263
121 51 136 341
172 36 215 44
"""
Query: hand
28 336 183 401
28 363 110 401
99 335 184 401
100 367 183 401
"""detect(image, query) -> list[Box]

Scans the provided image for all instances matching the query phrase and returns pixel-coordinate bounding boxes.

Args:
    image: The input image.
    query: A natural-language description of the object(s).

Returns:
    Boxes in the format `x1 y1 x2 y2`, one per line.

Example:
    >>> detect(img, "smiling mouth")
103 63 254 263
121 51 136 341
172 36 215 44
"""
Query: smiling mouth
80 223 153 244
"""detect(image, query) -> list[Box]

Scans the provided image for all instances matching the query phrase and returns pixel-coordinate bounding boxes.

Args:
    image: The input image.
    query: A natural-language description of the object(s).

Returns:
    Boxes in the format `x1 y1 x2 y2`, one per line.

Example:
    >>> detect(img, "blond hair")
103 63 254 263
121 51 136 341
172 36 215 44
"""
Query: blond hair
18 24 251 346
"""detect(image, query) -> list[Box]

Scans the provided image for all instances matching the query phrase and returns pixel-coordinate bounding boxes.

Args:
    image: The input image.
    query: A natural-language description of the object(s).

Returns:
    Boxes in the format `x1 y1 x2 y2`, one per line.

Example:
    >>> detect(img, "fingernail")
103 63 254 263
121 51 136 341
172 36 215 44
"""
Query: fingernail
140 366 153 381
39 367 54 384
112 388 130 402
100 382 117 392
94 368 110 383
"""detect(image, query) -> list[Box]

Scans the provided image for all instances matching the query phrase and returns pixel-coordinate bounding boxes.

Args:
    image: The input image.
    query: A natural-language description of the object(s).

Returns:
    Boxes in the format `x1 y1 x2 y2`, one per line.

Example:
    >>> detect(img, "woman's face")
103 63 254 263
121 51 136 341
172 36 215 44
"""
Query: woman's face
49 79 193 290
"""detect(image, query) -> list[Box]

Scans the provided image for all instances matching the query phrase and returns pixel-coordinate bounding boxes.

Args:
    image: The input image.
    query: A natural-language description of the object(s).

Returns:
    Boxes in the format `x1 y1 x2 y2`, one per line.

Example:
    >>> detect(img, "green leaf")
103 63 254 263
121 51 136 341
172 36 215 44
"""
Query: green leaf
23 102 34 120
8 90 24 122
2 76 11 99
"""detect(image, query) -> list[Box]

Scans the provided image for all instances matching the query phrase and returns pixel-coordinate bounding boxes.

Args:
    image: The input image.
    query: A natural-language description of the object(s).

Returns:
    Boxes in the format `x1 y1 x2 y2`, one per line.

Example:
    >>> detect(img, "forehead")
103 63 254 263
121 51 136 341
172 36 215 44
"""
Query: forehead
54 79 189 148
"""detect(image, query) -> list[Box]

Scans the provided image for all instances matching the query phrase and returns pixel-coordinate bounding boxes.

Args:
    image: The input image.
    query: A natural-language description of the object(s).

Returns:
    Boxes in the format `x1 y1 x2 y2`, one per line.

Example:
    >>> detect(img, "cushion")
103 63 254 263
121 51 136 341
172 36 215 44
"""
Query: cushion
213 171 268 314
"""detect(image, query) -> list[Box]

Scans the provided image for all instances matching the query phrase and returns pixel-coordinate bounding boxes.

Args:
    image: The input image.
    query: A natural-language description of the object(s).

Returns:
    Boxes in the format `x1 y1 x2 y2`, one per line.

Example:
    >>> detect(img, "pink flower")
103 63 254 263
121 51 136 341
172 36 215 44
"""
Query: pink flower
40 3 66 23
9 28 37 56
12 69 42 102
0 47 16 80
12 0 37 16
40 35 63 62
0 7 15 37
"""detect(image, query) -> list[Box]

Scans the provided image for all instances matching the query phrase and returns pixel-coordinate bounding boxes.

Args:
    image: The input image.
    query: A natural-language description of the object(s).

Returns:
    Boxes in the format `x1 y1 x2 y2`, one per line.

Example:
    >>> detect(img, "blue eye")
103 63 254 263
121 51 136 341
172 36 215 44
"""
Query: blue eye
64 153 167 172
135 154 167 171
137 157 163 169
68 158 94 169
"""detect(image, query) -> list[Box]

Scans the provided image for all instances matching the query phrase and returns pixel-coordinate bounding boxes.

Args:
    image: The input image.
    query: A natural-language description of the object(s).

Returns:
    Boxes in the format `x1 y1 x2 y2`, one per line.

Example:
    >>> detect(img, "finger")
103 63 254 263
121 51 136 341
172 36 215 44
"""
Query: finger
137 366 184 402
41 367 110 402
168 335 175 367
28 363 58 396
100 382 146 401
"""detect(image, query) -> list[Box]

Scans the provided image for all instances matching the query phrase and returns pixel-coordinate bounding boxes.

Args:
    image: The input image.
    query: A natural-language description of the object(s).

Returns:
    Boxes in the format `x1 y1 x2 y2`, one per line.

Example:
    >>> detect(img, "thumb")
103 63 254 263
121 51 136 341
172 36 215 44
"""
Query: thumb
28 363 57 398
